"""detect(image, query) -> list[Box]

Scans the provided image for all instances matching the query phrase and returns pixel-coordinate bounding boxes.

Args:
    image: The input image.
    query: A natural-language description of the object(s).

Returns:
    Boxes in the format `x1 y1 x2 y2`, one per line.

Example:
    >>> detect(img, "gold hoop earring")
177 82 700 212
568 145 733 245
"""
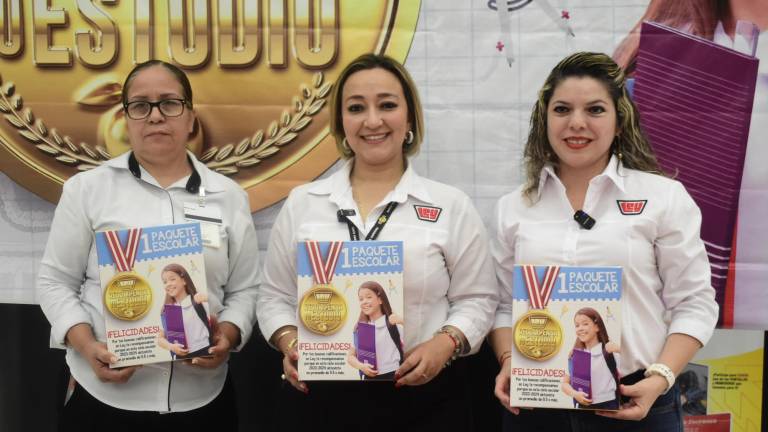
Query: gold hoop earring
342 137 351 153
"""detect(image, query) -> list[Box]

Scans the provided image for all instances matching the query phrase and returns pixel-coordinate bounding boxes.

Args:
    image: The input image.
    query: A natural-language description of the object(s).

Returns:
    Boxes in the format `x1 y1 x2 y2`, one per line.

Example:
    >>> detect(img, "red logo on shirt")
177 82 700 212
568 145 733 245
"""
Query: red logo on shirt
617 200 647 215
414 205 442 222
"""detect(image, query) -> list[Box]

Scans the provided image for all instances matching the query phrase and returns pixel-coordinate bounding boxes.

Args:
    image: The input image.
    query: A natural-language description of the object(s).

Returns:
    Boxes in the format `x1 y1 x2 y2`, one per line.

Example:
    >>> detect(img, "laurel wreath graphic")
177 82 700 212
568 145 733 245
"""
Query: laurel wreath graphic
0 72 331 176
0 75 111 171
200 72 331 175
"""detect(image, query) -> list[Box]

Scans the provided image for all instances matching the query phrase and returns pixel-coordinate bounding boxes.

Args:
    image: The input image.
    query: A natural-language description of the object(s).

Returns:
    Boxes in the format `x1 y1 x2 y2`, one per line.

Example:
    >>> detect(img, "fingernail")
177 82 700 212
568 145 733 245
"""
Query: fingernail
395 382 403 389
109 356 118 363
192 358 199 365
208 348 213 354
394 372 400 379
301 385 309 394
292 372 299 380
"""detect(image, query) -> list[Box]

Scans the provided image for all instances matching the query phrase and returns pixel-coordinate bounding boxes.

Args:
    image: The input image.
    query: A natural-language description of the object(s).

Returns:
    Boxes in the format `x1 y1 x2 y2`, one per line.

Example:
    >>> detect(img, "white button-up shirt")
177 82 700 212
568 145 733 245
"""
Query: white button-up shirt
257 159 498 353
492 156 718 375
37 152 260 412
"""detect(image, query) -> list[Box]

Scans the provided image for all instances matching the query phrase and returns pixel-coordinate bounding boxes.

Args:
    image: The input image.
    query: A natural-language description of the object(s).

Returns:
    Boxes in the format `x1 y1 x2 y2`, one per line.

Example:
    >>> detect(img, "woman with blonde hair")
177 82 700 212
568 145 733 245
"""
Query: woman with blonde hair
257 53 498 430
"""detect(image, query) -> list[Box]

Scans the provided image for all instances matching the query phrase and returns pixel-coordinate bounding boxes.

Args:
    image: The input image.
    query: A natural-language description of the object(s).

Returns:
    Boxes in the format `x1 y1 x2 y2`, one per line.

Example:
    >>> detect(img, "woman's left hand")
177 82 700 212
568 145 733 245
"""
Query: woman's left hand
596 375 667 420
394 333 454 387
188 316 237 369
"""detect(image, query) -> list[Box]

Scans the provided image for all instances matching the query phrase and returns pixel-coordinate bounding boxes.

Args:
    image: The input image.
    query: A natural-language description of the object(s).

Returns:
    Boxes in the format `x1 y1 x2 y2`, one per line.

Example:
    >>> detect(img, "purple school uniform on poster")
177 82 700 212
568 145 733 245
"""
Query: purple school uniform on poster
356 322 377 370
571 349 591 400
162 304 187 349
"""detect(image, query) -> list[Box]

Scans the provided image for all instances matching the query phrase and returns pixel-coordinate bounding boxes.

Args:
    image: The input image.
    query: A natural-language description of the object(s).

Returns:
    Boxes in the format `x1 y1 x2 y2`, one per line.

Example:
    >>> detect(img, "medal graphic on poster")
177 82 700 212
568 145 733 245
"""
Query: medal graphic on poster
102 228 152 321
513 265 563 361
299 241 348 335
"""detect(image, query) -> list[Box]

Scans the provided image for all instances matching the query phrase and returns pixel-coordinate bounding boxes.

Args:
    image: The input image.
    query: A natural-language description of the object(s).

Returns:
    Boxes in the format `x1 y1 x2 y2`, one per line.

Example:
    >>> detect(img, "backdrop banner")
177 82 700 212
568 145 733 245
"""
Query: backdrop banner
1 1 766 329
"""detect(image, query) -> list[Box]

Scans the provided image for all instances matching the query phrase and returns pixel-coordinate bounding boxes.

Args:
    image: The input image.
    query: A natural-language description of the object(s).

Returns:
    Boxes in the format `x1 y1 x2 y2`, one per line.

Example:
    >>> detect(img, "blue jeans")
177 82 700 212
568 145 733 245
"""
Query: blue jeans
503 384 683 432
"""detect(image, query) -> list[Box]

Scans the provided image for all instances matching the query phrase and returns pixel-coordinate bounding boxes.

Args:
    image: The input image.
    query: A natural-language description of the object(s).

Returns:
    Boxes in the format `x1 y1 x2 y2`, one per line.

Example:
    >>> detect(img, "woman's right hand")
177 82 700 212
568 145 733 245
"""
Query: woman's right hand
494 357 520 414
67 323 140 384
82 339 140 383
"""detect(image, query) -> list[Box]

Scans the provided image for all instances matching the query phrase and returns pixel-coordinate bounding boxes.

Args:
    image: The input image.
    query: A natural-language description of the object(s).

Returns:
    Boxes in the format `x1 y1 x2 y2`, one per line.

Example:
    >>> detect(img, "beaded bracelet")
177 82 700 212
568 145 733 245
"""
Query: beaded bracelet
435 327 463 368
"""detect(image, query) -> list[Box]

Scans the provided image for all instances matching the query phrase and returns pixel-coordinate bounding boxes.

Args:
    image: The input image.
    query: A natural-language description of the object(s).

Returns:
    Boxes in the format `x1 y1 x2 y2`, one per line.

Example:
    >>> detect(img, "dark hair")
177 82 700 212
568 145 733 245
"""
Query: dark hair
523 52 663 202
122 60 194 108
162 263 198 304
572 307 610 350
328 53 424 158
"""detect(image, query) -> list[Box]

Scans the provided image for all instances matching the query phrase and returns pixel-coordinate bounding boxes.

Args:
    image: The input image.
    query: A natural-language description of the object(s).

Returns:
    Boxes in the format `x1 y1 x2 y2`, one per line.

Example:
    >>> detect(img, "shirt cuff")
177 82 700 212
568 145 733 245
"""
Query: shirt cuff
493 310 515 330
51 314 94 349
217 309 253 352
258 312 298 349
667 317 715 347
443 315 484 355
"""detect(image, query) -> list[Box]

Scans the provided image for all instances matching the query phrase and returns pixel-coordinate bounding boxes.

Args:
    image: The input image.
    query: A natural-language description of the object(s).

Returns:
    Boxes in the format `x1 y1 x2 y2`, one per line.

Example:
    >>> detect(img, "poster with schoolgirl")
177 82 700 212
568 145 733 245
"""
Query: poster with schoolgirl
509 265 622 410
297 240 404 381
95 223 212 368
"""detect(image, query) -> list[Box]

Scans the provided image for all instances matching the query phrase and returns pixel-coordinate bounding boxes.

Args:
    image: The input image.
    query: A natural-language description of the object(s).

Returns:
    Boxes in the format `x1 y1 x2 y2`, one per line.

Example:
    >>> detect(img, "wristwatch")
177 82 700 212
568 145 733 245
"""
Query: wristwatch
644 363 675 394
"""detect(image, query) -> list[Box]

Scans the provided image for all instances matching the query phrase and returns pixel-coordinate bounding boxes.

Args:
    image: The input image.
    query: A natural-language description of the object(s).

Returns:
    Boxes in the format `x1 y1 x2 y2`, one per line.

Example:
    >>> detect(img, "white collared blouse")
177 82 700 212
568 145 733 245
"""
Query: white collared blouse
492 156 718 375
257 159 499 353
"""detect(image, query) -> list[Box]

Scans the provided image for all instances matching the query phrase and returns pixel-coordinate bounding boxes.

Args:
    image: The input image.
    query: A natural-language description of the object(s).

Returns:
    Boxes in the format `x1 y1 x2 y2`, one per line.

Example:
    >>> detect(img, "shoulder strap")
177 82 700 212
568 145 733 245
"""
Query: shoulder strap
385 316 405 364
192 301 214 345
602 343 621 402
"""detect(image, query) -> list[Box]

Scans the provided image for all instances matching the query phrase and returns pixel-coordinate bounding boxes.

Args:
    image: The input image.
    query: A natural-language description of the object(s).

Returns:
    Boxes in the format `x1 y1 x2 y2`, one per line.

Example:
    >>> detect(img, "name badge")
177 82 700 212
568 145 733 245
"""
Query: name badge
184 203 222 249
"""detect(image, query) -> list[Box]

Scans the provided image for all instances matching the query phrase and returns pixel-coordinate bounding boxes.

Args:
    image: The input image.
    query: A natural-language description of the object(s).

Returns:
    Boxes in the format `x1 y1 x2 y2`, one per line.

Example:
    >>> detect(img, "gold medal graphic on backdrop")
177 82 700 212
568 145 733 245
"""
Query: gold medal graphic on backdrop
299 284 347 335
513 309 563 361
0 1 420 212
104 272 152 321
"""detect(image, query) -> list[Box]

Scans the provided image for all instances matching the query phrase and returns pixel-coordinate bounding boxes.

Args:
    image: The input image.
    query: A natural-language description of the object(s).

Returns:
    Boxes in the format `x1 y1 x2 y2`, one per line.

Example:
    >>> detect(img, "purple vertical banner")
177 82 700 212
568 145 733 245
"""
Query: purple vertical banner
356 322 377 370
163 304 187 349
571 349 591 400
634 21 759 324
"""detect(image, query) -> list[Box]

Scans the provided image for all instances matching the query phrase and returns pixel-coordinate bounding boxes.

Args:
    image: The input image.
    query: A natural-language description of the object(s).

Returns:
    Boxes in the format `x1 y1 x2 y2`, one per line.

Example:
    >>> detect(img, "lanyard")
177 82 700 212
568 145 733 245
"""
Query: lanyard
341 201 398 241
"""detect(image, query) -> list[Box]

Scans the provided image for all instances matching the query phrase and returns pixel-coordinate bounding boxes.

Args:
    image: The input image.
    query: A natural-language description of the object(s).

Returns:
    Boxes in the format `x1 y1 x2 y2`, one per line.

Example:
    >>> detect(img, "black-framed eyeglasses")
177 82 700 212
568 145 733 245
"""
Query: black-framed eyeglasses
123 99 188 120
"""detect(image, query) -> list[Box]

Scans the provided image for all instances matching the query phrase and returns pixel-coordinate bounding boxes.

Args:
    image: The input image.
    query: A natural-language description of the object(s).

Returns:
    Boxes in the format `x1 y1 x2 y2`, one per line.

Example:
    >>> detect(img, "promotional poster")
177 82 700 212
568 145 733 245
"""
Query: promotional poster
297 240 403 381
682 329 764 432
509 265 622 410
96 222 211 368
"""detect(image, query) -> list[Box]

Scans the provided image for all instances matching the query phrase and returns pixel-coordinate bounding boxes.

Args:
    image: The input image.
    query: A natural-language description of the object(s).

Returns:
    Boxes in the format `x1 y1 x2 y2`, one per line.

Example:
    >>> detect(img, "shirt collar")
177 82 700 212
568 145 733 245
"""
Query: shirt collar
537 154 625 199
307 158 434 207
104 151 226 193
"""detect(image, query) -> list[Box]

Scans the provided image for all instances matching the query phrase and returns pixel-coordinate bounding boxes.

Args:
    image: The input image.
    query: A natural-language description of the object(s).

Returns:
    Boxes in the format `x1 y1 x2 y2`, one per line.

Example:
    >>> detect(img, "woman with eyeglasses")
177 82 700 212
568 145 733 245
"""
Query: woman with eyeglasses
37 60 260 432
